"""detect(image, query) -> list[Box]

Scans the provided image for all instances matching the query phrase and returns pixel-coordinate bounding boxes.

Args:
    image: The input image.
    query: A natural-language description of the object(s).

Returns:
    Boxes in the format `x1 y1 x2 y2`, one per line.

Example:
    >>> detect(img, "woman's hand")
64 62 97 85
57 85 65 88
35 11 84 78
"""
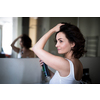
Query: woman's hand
52 23 64 33
39 59 44 67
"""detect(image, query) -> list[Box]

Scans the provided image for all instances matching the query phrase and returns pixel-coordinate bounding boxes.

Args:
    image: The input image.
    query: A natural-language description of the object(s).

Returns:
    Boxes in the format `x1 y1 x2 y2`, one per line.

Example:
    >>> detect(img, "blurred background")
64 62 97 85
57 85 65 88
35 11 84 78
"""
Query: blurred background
0 17 100 84
0 17 100 58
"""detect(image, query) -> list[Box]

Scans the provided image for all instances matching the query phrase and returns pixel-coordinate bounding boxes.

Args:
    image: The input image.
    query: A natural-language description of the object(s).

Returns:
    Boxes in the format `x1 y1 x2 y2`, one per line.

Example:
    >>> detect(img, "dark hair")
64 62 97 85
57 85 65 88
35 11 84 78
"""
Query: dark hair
21 34 32 49
55 22 86 59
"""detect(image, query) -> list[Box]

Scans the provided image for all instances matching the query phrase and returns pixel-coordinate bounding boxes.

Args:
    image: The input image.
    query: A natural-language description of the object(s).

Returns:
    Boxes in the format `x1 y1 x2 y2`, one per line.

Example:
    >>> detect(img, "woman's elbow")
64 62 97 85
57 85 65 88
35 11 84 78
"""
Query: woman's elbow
11 44 13 47
32 45 37 52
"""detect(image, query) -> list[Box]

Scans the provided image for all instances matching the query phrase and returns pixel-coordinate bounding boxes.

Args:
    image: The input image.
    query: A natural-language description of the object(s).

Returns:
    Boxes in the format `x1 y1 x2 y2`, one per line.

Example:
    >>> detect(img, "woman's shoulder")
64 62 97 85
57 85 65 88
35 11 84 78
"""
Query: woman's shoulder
28 50 34 57
57 57 70 76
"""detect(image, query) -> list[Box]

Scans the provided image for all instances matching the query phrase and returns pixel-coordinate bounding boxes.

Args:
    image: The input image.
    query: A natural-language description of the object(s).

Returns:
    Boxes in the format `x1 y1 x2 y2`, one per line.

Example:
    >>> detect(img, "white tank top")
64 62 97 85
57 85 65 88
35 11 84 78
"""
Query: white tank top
49 59 80 84
18 49 22 58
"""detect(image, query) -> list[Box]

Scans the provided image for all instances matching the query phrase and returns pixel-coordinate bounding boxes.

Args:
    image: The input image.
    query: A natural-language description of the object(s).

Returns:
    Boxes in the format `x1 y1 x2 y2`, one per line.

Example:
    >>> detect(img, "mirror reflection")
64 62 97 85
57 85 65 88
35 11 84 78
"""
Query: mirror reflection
11 34 34 58
0 17 100 58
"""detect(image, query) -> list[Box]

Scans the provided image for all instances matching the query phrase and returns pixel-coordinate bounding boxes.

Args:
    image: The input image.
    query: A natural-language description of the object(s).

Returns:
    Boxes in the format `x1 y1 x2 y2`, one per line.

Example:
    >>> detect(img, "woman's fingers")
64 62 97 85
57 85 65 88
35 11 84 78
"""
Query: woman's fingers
53 23 64 32
39 59 43 66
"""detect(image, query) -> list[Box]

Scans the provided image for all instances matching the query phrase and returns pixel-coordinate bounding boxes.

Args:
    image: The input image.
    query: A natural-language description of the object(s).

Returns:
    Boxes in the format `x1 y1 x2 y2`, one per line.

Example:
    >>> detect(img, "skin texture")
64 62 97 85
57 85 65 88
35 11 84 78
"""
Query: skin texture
33 23 83 80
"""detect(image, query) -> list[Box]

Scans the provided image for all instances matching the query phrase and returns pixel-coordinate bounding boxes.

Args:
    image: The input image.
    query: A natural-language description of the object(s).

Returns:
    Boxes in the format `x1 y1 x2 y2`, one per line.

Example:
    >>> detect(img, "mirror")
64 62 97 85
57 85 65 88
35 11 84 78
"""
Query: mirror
0 17 38 58
0 17 100 58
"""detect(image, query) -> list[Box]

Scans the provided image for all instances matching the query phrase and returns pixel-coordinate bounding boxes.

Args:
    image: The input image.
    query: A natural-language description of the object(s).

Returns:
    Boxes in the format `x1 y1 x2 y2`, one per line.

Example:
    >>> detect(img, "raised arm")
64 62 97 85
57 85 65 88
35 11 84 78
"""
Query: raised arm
33 24 69 72
11 35 22 53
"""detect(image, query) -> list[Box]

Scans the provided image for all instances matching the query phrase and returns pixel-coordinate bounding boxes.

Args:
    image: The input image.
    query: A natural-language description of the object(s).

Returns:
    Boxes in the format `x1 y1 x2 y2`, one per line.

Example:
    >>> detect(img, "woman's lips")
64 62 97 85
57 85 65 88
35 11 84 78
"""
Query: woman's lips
57 49 60 50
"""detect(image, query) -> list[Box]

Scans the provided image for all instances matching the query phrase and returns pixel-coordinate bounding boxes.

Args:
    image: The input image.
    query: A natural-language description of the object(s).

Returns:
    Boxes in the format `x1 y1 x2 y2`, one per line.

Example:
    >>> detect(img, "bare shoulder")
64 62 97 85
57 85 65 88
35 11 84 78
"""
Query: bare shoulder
55 57 70 76
53 56 70 71
30 50 34 54
29 50 34 57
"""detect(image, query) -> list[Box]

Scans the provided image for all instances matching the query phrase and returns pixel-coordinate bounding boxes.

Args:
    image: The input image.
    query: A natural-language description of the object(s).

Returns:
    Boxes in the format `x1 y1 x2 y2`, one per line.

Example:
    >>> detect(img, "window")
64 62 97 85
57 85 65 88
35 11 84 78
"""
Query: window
85 36 99 57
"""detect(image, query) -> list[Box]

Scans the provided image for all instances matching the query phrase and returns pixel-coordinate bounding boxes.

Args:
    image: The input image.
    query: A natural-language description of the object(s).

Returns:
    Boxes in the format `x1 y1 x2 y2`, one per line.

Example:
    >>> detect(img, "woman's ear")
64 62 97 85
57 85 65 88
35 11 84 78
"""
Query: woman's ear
71 42 75 48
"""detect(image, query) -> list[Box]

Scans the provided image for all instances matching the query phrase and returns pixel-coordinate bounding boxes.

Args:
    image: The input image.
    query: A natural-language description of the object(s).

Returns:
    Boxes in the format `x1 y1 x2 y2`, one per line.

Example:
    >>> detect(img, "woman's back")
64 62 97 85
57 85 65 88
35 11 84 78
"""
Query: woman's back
71 59 83 81
21 49 34 58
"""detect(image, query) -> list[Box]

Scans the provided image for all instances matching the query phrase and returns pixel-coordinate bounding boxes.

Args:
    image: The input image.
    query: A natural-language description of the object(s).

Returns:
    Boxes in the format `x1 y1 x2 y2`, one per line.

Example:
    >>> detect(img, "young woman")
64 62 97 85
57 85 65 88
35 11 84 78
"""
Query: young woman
11 34 34 58
33 22 86 84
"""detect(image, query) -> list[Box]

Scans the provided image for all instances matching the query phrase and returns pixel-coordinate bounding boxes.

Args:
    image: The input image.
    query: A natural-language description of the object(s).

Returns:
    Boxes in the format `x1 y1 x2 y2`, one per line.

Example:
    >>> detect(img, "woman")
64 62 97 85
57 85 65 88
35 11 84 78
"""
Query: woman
33 22 86 84
11 34 34 58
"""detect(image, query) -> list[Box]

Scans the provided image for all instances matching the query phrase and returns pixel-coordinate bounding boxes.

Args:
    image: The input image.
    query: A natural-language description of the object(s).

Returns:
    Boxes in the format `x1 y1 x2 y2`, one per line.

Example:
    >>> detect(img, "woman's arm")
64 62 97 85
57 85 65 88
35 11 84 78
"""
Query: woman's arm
33 24 69 72
11 35 22 53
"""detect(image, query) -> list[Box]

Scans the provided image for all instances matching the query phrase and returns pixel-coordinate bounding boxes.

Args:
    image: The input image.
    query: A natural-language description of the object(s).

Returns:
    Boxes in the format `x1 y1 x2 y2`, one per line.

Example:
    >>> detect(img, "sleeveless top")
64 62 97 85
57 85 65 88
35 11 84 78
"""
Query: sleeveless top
18 49 31 58
18 49 23 58
49 59 80 84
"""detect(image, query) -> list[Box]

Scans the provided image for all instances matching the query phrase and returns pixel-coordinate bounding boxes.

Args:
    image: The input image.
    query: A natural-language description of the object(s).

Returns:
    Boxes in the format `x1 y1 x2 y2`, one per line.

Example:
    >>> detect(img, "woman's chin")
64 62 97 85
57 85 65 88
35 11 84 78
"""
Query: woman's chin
58 52 63 54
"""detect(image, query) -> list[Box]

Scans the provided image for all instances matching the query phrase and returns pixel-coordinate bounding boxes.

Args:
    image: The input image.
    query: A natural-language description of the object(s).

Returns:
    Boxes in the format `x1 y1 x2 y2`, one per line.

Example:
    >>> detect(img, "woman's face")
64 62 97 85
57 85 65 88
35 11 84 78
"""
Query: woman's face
19 38 23 47
55 32 75 54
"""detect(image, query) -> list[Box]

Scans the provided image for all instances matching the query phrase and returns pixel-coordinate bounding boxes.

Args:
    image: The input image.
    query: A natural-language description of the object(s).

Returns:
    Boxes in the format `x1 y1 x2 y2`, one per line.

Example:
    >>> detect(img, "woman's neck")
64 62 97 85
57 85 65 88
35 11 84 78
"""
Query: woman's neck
64 50 74 60
22 47 29 53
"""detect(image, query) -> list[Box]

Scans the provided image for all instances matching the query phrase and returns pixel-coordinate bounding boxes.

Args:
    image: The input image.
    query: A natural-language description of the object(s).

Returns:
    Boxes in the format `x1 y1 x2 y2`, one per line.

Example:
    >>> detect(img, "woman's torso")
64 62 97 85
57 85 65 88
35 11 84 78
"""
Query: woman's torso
18 48 34 58
49 58 83 84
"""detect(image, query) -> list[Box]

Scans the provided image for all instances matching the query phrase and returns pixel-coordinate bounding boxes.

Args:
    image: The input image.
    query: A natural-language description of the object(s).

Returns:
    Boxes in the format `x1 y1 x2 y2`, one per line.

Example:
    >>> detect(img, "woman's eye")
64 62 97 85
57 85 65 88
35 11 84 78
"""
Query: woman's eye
60 40 63 43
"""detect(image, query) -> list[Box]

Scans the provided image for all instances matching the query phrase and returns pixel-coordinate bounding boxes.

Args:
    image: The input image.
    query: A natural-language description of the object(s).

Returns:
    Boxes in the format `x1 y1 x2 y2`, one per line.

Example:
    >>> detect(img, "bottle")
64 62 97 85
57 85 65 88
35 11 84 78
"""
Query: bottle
42 62 51 83
42 62 50 77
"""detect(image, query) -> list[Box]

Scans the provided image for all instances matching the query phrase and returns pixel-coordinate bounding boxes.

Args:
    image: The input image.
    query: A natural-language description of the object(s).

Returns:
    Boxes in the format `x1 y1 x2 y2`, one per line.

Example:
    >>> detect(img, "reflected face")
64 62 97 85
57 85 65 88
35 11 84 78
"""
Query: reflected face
19 38 23 47
55 32 75 54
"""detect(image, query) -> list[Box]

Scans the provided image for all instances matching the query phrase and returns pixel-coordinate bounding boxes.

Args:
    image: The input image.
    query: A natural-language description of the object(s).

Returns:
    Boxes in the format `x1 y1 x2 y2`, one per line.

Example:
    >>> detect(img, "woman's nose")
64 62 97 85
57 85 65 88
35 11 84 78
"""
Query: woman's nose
55 42 58 47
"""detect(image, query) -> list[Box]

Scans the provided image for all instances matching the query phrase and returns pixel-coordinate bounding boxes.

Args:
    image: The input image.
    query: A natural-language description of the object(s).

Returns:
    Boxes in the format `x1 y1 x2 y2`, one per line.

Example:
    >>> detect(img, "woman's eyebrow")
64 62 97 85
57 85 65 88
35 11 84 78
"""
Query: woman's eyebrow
58 38 63 40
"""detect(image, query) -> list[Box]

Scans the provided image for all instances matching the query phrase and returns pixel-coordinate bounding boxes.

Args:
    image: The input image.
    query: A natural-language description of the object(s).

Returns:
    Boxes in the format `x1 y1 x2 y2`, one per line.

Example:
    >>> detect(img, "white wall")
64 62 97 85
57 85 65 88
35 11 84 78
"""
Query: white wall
0 58 42 84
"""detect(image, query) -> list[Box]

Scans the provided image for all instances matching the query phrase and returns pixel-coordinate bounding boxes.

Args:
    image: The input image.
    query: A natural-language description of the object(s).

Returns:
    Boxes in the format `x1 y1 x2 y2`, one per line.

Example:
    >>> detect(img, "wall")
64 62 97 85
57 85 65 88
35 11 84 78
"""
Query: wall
79 17 100 56
37 17 50 52
80 57 100 84
0 58 42 84
79 17 100 36
29 17 37 49
22 17 29 35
